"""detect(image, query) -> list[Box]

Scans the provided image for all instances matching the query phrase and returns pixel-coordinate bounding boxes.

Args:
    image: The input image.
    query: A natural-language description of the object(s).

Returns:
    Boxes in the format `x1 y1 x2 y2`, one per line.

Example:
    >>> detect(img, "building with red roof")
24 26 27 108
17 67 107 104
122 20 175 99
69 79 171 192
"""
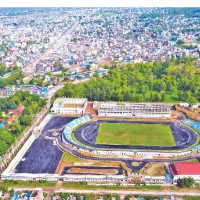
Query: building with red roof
170 163 200 180
8 110 18 115
7 115 17 125
16 105 25 114
70 65 86 72
7 105 24 125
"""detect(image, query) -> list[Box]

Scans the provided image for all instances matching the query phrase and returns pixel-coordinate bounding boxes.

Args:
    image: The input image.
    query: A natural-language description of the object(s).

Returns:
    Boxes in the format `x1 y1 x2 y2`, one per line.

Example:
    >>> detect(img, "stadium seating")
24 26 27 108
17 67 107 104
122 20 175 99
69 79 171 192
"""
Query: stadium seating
63 116 91 147
183 119 200 133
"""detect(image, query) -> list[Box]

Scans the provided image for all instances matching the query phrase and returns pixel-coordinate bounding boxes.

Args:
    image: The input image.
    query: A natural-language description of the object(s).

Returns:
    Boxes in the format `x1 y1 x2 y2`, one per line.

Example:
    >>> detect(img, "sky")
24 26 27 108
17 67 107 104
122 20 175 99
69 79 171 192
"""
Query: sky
0 0 200 7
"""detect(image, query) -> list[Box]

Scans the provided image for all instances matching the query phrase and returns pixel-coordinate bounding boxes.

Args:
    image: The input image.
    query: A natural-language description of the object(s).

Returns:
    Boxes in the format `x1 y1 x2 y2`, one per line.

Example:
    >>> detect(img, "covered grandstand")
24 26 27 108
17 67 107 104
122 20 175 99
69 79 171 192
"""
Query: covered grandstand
62 115 91 147
98 103 171 119
183 119 200 133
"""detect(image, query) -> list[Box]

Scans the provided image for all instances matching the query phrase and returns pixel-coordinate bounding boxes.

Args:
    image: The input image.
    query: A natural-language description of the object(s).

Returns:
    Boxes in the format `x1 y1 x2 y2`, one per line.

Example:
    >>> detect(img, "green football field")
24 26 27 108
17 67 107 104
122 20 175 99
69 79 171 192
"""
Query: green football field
96 123 175 146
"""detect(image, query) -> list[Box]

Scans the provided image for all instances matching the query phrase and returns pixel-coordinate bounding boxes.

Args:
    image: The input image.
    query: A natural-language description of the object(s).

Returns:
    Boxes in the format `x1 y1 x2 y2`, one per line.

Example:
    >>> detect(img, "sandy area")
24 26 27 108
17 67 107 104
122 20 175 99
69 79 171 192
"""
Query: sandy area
67 168 118 174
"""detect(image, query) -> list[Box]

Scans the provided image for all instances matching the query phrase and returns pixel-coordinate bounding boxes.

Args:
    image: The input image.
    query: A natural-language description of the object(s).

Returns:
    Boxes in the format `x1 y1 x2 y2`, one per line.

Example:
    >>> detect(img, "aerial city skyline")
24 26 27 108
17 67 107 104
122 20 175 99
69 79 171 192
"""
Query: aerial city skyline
0 6 200 200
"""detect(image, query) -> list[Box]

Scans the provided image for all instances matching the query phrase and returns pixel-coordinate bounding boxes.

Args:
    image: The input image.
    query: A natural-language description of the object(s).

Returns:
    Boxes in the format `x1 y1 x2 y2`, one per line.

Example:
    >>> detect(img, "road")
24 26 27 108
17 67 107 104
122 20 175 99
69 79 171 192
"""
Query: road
23 9 98 76
58 134 200 171
46 84 64 99
12 187 200 198
55 188 200 197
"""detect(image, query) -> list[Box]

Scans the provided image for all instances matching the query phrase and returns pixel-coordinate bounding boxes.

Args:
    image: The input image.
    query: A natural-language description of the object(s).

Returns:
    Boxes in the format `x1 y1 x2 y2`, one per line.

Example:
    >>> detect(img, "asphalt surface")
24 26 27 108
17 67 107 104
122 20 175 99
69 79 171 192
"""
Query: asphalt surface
15 117 76 174
12 187 200 197
62 166 123 175
73 120 198 151
14 117 200 174
58 133 200 171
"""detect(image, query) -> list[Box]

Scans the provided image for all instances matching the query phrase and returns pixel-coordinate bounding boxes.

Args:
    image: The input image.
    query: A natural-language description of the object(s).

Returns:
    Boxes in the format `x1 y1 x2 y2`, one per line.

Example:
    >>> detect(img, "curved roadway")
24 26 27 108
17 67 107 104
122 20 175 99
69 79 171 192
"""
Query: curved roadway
73 121 198 151
58 135 200 171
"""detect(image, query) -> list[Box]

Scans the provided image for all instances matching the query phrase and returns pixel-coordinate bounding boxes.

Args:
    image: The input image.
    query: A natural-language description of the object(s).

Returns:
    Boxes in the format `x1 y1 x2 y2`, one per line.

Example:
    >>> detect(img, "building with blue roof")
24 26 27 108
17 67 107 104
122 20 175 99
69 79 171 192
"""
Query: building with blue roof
67 69 73 73
7 88 13 93
0 121 6 128
96 69 108 74
184 119 200 133
52 69 62 75
20 85 47 98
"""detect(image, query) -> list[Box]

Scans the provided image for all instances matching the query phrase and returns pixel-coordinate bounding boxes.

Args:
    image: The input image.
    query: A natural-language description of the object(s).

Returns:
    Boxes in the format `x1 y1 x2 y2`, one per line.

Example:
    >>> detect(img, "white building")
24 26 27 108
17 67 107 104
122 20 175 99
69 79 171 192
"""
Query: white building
179 103 189 107
98 103 171 119
51 98 87 115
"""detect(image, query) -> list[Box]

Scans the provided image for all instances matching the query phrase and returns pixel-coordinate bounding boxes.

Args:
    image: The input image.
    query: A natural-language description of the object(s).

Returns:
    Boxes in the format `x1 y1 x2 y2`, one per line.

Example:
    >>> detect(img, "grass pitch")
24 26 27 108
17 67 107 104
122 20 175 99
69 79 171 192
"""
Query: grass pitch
96 123 175 146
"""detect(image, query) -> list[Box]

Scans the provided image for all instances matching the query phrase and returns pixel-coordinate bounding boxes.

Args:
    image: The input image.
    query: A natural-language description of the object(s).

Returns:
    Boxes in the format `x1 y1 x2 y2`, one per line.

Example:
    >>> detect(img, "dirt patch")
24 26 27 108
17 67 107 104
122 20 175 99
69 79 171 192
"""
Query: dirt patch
176 105 200 122
67 168 118 174
121 133 128 137
48 125 66 132
102 132 110 136
55 160 121 175
131 162 140 166
142 163 166 176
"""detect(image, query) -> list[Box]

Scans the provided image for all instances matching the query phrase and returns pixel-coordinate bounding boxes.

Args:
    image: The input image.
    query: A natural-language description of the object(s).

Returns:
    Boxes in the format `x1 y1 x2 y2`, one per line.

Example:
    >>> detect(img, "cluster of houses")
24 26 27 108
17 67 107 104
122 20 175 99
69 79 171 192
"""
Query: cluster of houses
60 8 200 66
0 85 48 99
0 8 92 69
1 8 200 80
0 105 24 128
10 188 43 200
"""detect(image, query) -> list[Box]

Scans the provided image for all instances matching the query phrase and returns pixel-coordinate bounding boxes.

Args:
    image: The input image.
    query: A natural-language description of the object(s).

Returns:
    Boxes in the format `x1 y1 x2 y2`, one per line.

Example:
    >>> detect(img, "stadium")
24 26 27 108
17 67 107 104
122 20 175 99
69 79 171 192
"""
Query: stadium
2 99 200 183
59 117 199 158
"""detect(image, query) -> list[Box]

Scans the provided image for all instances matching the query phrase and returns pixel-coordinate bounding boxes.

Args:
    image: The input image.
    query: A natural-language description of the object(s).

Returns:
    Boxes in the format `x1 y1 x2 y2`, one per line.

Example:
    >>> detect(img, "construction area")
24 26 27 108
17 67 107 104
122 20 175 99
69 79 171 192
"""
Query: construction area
98 102 171 119
2 98 200 184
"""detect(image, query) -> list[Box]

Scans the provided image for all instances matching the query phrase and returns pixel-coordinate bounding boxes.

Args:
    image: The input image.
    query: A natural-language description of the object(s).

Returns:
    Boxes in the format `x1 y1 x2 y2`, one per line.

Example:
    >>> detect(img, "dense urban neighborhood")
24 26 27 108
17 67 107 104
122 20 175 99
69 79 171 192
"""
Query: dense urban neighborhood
1 7 200 200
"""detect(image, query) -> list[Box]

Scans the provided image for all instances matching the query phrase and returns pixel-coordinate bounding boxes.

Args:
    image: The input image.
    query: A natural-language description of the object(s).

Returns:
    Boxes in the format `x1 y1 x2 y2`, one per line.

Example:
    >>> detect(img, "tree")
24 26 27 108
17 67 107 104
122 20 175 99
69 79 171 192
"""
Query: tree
0 185 8 193
76 194 81 200
54 61 63 69
0 63 7 76
12 123 22 134
0 140 8 156
177 40 184 45
177 177 195 188
2 134 13 144
51 58 200 103
37 79 43 86
161 92 165 101
19 115 33 126
29 79 35 85
10 188 14 198
86 65 91 70
22 107 31 115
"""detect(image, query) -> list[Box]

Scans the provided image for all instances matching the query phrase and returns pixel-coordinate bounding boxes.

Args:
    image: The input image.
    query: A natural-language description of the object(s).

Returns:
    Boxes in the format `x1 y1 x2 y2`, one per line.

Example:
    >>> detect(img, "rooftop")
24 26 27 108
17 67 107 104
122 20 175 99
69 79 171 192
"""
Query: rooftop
172 163 200 175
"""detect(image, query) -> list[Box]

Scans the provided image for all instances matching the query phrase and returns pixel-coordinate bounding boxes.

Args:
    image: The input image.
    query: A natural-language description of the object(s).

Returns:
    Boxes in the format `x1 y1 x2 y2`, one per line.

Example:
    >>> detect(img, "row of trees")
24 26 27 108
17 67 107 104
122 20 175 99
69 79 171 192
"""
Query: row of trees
54 57 200 103
0 63 19 77
0 90 46 155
